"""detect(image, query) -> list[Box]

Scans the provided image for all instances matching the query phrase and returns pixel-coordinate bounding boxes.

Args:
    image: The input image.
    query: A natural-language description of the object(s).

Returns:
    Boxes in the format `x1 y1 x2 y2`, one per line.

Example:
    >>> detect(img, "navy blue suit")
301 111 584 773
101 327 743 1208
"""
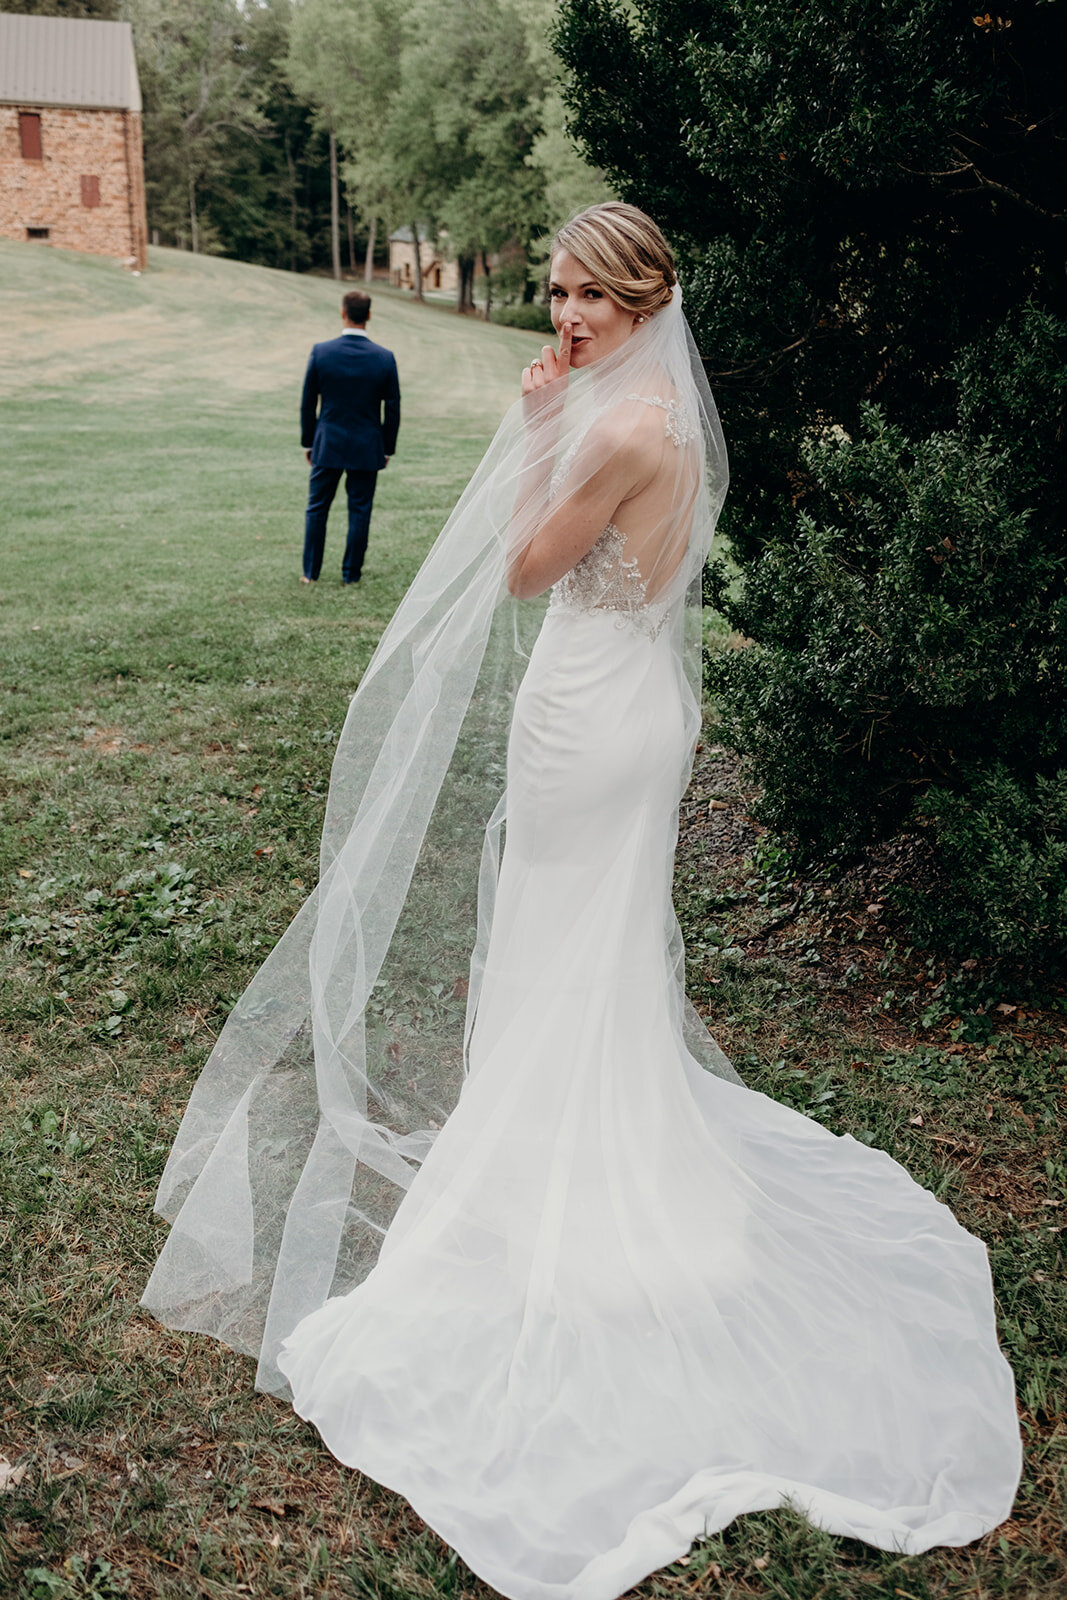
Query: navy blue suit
300 329 401 582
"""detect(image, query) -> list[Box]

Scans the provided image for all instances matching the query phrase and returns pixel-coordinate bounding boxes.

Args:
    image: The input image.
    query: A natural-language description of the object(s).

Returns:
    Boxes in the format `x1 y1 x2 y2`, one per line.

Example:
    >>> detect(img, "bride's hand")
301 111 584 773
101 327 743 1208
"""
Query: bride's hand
522 322 573 398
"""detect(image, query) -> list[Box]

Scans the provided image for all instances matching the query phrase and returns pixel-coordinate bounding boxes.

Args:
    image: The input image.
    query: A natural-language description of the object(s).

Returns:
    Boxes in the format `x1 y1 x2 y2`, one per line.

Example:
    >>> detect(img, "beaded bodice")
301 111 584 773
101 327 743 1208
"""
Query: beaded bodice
550 523 648 616
547 521 673 639
547 391 694 639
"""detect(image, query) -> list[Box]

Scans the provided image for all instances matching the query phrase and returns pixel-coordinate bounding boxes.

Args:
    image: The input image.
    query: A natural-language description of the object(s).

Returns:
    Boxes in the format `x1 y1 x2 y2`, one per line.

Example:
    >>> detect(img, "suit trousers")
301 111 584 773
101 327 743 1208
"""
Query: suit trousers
303 465 378 582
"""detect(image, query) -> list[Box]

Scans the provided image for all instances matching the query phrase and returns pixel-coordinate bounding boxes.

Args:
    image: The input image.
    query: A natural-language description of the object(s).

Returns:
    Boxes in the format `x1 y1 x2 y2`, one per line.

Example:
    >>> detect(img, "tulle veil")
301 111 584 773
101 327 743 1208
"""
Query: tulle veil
141 287 735 1394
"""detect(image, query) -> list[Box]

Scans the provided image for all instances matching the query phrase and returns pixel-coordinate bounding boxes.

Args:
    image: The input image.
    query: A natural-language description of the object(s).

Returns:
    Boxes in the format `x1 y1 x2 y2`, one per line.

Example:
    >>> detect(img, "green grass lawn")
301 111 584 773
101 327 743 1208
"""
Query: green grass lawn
1 240 1064 1600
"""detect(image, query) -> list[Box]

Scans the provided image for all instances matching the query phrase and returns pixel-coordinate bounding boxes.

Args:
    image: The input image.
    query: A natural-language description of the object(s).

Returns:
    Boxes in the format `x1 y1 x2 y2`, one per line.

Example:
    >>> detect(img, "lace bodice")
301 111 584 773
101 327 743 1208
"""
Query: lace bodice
547 392 692 639
548 524 673 638
550 523 641 609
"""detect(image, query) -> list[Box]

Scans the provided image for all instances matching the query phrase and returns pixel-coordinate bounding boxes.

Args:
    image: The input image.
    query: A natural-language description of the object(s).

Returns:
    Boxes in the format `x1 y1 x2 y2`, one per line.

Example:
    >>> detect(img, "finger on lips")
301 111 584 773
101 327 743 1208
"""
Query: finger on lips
522 323 574 395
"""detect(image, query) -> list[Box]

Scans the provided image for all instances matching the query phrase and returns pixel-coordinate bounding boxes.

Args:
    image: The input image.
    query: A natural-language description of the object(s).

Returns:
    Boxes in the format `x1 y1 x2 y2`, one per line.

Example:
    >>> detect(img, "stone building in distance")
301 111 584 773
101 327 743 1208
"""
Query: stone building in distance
388 226 457 294
0 13 148 269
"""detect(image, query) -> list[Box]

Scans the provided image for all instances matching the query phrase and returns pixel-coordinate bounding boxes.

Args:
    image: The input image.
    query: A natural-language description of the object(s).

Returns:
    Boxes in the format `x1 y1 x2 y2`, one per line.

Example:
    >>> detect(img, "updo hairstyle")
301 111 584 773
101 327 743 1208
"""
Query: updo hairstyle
553 202 676 318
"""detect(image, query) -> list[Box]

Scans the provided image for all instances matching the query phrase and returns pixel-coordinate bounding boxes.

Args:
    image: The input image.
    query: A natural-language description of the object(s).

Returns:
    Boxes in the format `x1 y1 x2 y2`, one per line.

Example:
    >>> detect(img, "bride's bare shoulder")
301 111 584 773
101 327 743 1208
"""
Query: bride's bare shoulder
582 393 675 468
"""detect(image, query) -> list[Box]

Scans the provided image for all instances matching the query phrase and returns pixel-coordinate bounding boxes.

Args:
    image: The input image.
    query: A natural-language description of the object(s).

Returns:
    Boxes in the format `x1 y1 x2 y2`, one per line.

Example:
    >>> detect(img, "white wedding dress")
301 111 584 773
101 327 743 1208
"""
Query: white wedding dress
277 410 1022 1599
142 313 1021 1600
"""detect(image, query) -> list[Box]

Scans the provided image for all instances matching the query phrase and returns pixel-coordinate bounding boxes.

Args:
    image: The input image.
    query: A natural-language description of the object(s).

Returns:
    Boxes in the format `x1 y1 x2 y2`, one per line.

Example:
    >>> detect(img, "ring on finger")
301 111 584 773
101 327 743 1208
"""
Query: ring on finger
530 358 544 369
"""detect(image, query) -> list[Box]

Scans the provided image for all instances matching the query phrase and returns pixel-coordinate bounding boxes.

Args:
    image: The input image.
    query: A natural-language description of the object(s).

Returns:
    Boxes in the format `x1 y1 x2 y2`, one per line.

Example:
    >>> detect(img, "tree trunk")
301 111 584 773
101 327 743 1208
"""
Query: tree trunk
481 250 492 320
364 215 377 284
285 130 299 274
329 130 341 281
457 254 475 312
411 221 424 301
188 171 199 254
346 203 356 274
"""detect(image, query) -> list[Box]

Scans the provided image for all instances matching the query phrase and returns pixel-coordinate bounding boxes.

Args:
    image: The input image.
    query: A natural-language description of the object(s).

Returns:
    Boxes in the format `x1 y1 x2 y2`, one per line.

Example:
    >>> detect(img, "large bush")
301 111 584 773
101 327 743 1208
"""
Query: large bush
557 0 1067 556
491 302 555 333
558 1 1067 962
907 765 1067 963
706 305 1067 962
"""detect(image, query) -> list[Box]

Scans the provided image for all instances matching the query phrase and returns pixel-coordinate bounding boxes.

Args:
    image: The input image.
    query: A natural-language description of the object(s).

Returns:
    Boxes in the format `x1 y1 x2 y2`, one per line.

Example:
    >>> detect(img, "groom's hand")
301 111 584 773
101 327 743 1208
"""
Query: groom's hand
304 449 312 464
522 321 573 398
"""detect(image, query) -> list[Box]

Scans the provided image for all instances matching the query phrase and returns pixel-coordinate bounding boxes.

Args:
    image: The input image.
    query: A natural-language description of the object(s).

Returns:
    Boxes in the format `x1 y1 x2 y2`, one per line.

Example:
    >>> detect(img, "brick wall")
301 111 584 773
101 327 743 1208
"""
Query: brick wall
0 103 148 269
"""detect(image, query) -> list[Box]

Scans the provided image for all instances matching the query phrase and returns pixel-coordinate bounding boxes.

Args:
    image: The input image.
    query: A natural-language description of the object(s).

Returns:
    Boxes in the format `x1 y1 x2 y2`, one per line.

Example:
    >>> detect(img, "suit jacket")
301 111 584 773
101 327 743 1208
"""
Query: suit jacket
300 332 401 471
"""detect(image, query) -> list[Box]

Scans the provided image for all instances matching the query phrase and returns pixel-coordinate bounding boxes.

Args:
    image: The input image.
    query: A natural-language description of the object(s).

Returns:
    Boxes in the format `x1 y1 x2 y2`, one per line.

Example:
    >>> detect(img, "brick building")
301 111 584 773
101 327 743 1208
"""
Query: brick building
0 13 148 269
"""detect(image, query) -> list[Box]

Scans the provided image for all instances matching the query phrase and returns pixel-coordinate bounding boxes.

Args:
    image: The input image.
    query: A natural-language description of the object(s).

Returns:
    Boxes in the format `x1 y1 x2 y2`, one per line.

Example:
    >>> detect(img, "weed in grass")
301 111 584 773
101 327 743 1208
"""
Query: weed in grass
21 1555 134 1600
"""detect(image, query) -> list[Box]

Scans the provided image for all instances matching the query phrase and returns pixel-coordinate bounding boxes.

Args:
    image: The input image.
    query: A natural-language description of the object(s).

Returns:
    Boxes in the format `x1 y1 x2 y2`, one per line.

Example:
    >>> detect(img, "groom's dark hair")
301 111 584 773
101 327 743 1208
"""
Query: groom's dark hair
342 290 371 325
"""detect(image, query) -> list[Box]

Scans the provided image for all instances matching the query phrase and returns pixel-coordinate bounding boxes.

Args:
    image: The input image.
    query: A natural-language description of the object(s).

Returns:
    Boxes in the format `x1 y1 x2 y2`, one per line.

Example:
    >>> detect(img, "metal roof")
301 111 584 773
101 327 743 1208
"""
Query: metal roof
0 15 142 112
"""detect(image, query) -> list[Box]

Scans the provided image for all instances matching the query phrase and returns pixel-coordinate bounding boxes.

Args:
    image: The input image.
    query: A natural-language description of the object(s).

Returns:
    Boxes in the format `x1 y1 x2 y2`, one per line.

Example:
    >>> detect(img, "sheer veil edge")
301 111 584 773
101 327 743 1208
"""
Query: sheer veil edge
141 289 734 1394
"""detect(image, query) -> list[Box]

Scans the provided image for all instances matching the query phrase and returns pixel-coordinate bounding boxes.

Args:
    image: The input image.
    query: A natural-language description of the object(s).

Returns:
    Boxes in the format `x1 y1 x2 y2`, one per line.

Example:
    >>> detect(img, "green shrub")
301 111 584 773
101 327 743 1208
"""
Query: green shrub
558 0 1067 964
707 305 1067 964
558 1 1066 562
490 302 554 334
903 765 1067 965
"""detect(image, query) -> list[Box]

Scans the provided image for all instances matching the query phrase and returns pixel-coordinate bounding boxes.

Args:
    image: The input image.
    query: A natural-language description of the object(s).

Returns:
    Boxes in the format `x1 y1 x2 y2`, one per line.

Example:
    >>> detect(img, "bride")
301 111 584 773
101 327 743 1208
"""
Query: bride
142 204 1021 1600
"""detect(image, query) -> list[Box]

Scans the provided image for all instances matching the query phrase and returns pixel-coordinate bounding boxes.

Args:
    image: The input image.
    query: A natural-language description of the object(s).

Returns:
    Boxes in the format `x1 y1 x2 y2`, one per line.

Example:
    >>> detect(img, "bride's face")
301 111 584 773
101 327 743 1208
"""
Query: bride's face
549 250 641 368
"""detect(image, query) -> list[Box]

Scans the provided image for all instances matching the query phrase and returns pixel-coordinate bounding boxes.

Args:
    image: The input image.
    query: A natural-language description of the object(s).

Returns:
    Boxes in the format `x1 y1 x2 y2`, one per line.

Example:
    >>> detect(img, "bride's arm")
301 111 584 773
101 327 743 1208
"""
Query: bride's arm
507 324 656 600
506 324 573 561
506 412 655 599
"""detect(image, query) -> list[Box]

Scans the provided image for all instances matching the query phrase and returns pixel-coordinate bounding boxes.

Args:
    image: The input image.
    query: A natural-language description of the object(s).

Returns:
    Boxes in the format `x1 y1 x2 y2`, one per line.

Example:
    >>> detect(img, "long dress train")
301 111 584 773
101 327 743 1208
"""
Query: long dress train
277 506 1022 1599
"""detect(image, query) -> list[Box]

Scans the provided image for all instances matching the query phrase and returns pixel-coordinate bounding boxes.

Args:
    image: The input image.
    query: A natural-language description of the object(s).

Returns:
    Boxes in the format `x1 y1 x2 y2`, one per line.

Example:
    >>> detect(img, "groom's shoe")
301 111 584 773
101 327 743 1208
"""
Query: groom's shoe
342 577 361 586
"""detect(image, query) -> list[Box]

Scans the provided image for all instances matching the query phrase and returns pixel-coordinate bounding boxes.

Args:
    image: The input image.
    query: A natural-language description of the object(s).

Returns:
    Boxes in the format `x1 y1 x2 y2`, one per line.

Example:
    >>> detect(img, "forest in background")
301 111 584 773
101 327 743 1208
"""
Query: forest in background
2 0 612 303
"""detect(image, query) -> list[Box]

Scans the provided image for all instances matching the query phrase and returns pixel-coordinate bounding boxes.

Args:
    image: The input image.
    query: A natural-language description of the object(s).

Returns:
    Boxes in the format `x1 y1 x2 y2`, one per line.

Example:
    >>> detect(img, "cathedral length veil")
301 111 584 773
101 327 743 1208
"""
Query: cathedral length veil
141 288 735 1395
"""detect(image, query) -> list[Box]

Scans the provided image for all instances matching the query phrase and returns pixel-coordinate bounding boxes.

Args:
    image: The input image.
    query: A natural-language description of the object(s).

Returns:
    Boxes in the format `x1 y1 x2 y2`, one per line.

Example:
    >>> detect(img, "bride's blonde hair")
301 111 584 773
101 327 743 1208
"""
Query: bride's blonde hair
553 202 676 318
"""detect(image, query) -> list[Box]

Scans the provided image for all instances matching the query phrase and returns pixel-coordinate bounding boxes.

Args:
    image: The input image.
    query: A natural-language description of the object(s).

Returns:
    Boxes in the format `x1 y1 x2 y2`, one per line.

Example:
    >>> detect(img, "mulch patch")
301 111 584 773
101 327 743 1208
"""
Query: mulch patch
677 743 1067 1047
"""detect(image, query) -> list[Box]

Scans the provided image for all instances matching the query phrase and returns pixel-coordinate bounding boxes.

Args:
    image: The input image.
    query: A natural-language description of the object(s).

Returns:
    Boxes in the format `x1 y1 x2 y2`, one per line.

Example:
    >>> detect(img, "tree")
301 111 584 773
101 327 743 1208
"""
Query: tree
557 1 1067 961
513 0 615 253
129 0 267 253
557 0 1066 555
333 0 403 283
123 0 337 270
384 0 545 311
112 0 598 283
286 0 367 277
0 0 119 14
236 0 329 272
526 91 615 251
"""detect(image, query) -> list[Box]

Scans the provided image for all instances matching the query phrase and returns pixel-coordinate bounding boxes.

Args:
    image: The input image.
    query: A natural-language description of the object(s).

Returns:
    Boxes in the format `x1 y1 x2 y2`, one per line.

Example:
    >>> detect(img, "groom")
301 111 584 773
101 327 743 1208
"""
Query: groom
300 290 401 586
